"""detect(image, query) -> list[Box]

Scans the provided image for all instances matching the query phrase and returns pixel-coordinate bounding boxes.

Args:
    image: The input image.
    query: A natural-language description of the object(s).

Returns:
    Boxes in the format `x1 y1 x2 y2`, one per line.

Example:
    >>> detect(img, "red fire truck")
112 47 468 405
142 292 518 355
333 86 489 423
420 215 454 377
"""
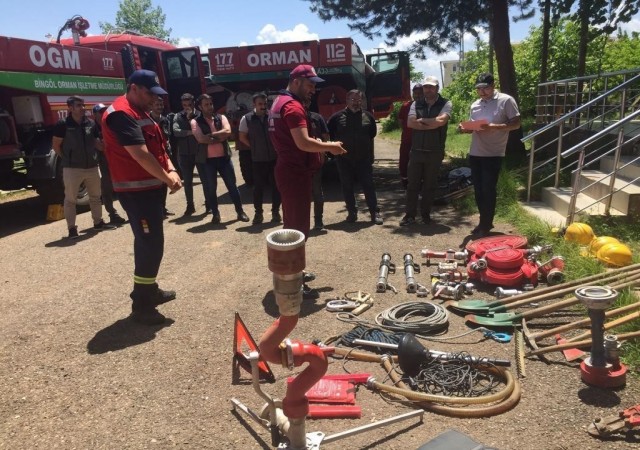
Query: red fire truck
1 17 206 203
0 35 127 203
207 38 411 121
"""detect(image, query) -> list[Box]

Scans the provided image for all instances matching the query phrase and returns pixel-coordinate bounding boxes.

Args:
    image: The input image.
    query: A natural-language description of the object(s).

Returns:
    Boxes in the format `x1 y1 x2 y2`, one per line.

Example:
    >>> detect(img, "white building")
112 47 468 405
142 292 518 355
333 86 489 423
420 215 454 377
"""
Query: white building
440 59 460 88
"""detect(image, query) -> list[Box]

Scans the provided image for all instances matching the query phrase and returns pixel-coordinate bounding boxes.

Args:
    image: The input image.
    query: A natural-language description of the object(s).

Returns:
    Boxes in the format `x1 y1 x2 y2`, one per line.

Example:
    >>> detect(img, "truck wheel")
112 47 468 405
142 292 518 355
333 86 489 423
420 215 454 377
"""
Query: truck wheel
35 177 89 206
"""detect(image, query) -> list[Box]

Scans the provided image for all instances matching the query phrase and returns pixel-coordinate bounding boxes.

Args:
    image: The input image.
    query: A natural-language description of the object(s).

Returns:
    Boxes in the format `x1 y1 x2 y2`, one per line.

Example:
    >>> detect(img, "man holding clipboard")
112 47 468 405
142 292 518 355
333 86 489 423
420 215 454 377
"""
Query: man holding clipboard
459 73 521 237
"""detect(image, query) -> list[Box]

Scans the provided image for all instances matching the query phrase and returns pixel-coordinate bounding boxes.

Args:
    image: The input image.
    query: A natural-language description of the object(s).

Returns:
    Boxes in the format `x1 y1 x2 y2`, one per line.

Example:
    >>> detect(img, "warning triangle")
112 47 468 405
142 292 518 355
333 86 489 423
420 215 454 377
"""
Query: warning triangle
233 312 275 383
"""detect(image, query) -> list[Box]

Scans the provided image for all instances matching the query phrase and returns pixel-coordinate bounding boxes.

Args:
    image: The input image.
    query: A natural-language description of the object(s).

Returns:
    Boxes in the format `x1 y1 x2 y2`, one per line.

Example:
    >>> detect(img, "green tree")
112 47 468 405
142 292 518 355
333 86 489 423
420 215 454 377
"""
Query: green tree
441 40 493 122
100 0 174 42
308 0 534 103
600 30 640 72
307 0 532 156
555 0 640 77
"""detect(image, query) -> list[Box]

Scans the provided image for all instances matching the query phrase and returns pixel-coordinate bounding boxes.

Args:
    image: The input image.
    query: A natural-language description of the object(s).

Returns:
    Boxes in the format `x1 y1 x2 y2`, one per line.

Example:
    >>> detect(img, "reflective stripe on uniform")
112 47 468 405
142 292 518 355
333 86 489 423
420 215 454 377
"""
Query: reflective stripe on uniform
134 275 156 285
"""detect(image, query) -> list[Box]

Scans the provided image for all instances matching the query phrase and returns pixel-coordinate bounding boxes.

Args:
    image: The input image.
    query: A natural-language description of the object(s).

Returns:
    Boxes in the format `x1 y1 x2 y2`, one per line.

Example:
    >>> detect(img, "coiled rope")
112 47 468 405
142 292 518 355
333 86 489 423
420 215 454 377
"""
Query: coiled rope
374 301 449 336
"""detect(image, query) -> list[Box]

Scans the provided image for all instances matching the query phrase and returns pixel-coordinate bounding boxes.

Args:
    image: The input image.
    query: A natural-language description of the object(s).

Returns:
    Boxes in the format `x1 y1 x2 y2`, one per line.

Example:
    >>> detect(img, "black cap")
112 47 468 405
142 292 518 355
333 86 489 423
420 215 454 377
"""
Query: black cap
128 69 168 95
475 72 495 88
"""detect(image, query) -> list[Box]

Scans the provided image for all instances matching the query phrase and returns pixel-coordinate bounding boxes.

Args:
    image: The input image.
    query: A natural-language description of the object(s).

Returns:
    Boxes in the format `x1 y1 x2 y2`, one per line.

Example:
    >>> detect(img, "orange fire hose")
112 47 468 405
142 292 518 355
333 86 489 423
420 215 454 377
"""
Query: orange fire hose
332 347 520 417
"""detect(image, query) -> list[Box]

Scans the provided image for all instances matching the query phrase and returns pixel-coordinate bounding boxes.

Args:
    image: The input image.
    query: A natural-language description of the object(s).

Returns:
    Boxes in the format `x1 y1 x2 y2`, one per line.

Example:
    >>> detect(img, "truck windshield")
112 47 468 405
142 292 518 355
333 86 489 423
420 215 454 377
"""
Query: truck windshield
369 55 400 73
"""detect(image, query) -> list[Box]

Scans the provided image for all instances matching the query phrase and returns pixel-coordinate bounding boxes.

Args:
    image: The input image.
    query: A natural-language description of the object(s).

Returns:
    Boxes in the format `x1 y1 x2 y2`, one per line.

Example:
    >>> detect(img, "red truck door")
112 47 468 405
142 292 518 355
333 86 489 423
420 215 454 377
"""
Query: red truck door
366 52 411 119
160 47 206 112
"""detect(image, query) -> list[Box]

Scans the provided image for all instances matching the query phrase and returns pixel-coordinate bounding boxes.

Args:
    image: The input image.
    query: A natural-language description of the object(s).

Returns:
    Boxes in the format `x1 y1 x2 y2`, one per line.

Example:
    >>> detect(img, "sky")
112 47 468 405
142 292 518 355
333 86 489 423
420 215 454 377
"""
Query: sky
2 0 639 85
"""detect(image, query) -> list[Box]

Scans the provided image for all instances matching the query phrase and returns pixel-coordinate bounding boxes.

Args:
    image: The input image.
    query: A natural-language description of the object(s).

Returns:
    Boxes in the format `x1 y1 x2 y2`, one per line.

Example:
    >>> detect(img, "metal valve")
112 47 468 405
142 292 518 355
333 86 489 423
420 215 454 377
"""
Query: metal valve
470 258 487 271
537 256 565 285
421 248 468 266
436 261 460 273
494 287 523 299
431 280 464 300
431 270 466 283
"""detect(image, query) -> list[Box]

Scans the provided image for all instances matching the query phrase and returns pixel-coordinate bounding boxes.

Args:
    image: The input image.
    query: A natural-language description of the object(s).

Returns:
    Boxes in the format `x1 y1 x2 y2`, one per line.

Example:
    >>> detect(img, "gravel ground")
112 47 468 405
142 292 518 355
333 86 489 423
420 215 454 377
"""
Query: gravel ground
1 136 639 450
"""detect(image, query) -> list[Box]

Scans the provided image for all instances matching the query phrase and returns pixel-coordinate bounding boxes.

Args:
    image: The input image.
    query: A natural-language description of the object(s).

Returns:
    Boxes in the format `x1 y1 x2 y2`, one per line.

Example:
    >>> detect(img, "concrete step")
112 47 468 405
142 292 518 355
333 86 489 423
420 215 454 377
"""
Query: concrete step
520 201 566 228
541 186 626 217
576 170 640 215
599 155 640 184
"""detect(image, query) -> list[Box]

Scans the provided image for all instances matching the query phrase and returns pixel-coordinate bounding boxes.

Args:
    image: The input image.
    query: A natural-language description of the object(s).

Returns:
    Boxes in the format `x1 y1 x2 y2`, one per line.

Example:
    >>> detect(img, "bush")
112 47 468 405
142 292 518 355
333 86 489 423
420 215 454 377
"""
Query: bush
381 102 403 132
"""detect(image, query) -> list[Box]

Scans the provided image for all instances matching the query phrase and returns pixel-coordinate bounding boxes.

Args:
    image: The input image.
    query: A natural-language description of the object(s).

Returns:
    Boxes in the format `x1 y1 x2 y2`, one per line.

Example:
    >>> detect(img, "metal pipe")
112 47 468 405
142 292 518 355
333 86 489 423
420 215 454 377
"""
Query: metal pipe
376 253 395 293
554 121 564 188
322 410 424 444
604 128 625 215
566 148 586 225
403 253 419 293
527 138 535 201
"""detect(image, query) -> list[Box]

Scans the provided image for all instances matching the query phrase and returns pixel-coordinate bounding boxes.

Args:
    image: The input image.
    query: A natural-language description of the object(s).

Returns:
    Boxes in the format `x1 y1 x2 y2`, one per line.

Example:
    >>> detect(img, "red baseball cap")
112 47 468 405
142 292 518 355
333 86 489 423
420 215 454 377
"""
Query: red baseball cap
289 64 324 83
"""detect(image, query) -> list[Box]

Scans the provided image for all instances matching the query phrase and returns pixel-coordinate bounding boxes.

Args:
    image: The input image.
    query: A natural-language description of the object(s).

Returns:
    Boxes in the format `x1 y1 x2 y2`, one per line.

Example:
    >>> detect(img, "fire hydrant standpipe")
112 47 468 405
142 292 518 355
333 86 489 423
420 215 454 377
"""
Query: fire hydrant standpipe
258 229 333 449
575 286 627 388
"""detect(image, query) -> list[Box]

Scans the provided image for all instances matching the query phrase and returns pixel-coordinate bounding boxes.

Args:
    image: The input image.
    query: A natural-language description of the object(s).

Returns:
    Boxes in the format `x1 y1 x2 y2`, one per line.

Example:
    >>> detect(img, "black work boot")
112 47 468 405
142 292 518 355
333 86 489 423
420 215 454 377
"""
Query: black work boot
129 284 167 326
151 282 176 306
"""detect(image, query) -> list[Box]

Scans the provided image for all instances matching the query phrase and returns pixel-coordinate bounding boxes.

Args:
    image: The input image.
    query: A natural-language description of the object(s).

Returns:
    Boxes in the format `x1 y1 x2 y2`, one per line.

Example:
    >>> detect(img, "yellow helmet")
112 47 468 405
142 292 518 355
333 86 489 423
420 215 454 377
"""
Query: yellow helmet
589 236 620 256
564 222 595 245
596 242 633 267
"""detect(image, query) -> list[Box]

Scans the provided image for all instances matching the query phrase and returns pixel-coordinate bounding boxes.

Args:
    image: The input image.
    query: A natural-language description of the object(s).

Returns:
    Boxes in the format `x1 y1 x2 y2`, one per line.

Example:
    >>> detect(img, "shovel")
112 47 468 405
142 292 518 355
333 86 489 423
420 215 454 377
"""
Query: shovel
466 276 640 328
555 334 586 361
447 265 640 313
465 295 583 328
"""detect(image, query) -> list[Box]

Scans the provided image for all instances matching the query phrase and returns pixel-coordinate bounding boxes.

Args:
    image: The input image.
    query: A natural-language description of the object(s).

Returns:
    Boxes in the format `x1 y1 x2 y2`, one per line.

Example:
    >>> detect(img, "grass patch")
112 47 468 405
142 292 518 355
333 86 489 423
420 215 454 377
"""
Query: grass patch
496 169 640 370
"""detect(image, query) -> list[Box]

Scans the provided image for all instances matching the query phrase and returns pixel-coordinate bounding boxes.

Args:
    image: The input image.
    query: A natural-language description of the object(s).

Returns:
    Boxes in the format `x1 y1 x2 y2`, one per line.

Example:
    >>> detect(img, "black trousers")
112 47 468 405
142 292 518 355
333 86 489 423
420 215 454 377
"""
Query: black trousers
252 160 281 213
469 155 503 229
118 188 165 284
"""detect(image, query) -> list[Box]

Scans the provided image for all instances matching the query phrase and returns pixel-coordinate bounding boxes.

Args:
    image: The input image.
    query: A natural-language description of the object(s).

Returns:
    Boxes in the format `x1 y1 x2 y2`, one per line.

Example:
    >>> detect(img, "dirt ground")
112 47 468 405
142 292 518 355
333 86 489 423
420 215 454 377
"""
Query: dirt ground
1 136 639 450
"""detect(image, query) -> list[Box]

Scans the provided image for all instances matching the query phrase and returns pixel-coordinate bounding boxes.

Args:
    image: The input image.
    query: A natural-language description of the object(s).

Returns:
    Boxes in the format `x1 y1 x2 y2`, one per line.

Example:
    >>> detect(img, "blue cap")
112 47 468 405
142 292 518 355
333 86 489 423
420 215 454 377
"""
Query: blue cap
92 103 107 114
128 69 168 95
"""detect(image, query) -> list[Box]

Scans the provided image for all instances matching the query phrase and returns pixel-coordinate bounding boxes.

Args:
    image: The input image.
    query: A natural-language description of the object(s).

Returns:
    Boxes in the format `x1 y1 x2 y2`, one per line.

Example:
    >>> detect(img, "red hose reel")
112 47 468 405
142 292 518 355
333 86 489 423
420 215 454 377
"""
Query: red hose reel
467 235 539 288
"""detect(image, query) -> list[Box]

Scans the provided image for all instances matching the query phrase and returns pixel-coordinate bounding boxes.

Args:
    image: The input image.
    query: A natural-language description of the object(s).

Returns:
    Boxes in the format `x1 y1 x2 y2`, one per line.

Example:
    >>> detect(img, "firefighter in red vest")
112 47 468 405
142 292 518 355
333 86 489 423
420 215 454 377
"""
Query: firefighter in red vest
102 70 182 325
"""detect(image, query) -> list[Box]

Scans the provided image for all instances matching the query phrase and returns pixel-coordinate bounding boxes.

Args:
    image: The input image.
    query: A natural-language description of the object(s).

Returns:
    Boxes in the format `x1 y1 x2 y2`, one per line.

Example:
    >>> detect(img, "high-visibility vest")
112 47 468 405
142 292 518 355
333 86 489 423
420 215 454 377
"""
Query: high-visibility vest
102 95 169 192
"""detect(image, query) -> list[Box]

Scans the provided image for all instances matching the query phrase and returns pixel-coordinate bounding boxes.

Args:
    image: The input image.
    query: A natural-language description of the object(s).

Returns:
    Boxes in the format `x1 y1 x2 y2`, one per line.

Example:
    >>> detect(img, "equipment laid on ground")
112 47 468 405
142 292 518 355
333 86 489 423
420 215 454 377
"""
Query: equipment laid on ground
330 338 520 418
575 286 627 388
232 231 426 449
589 236 620 256
376 253 397 293
596 242 633 267
537 256 566 285
431 280 465 300
447 262 640 314
563 222 596 244
521 301 640 354
588 404 640 437
326 291 373 315
467 246 539 288
403 253 421 293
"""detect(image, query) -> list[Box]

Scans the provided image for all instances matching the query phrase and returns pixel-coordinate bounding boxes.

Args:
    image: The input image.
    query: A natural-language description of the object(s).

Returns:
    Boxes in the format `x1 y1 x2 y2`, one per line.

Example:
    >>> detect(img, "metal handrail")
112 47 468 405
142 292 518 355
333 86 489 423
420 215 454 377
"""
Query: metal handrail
561 109 640 158
566 132 640 223
523 72 640 142
537 68 640 87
